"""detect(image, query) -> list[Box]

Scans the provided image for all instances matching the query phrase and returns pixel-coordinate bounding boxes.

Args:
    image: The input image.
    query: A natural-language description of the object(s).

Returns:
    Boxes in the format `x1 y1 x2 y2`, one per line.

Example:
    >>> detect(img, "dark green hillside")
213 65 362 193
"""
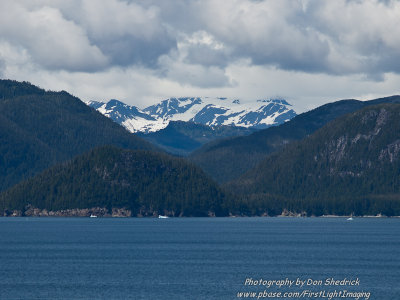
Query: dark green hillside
0 80 155 191
139 121 255 156
0 146 226 217
228 104 400 216
0 80 45 99
190 96 400 183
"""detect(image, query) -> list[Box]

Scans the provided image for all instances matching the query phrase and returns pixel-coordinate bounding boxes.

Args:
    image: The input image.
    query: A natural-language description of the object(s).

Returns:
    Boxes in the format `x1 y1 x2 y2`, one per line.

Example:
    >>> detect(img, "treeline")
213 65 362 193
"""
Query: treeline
0 146 227 217
189 96 400 183
1 80 400 217
189 100 372 183
0 80 45 99
0 79 154 191
226 194 400 217
140 120 256 156
225 104 400 216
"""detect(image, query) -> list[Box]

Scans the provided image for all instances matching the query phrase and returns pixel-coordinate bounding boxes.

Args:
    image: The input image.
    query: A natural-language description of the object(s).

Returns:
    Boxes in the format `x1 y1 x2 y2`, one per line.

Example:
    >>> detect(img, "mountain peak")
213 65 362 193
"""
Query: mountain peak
87 97 297 133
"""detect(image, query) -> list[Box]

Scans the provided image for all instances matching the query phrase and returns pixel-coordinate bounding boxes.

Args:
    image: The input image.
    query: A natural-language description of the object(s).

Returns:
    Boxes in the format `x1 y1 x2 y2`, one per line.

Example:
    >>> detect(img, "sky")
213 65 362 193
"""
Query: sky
1 0 400 112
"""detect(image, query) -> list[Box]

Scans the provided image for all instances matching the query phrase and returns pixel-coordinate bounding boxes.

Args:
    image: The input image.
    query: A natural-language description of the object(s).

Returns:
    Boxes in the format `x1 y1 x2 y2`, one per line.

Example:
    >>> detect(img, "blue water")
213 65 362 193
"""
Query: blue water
0 217 399 299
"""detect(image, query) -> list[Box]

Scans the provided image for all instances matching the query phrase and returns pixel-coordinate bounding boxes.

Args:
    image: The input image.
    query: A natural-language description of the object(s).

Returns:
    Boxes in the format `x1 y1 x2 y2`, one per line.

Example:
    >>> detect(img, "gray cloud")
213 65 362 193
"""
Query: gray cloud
158 53 233 88
298 0 400 75
63 1 177 68
0 0 176 72
96 34 176 68
185 44 231 68
0 2 109 72
1 0 400 109
3 0 400 78
0 59 5 77
192 0 332 73
157 0 400 79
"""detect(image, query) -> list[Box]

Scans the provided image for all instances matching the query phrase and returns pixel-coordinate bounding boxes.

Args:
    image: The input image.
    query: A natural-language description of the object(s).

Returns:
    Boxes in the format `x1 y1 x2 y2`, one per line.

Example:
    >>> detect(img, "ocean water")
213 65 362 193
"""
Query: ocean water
0 217 399 300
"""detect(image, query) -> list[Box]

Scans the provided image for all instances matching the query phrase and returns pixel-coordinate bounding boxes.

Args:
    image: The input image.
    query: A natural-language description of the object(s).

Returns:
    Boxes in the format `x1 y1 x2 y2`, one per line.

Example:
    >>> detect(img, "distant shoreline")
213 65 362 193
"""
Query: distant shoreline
2 205 399 218
1 212 399 218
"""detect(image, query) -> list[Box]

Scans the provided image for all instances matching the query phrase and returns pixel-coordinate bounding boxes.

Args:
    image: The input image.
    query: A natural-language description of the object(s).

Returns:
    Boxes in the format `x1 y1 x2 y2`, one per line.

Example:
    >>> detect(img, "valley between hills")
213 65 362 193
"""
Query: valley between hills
1 80 399 217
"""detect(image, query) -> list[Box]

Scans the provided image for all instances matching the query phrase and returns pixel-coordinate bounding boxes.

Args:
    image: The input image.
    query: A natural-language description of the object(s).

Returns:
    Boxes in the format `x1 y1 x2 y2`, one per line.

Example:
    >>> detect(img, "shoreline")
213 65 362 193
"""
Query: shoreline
1 212 399 218
2 205 399 218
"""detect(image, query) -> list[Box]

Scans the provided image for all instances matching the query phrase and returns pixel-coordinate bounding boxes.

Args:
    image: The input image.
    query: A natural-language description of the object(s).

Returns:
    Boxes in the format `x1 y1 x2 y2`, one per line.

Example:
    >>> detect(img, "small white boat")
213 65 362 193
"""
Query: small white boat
90 214 98 218
158 215 169 219
347 217 353 221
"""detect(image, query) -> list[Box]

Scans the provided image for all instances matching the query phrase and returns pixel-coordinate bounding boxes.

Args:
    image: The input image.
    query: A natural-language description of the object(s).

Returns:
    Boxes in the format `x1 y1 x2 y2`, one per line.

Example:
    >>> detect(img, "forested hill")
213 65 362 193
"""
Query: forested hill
0 80 155 191
0 146 227 217
190 96 400 183
227 103 400 216
138 121 256 156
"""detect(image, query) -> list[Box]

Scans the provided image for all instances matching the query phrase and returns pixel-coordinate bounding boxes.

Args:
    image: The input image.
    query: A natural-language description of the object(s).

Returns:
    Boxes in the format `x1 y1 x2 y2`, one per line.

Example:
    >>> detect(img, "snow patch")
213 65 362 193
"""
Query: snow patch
87 96 297 133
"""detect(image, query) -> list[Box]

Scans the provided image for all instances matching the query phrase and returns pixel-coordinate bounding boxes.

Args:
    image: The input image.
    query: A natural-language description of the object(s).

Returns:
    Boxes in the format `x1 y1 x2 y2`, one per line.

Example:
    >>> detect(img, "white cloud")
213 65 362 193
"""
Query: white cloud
0 1 108 72
158 55 233 88
192 0 330 71
190 0 400 77
307 0 400 75
71 0 176 67
1 0 400 111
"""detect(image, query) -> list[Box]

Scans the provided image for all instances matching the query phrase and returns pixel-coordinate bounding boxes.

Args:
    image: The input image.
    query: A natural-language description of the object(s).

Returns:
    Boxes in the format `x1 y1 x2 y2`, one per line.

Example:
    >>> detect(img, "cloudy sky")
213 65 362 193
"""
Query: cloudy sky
1 0 400 112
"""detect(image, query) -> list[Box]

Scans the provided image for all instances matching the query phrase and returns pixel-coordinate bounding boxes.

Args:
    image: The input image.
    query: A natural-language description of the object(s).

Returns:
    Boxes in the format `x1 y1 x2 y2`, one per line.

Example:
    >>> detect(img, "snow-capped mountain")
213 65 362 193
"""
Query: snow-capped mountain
86 97 296 133
87 99 161 133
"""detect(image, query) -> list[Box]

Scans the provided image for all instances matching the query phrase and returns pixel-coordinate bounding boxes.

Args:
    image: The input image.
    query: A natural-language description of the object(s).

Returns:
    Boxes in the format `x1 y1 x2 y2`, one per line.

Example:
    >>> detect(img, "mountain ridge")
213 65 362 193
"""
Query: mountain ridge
225 103 400 216
87 97 296 133
189 96 400 183
0 146 227 217
137 121 256 156
0 79 155 191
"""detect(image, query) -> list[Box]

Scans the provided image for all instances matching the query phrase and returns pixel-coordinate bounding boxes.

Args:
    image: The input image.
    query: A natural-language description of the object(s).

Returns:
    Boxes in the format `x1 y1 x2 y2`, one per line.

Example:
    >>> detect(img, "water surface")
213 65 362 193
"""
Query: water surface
0 217 398 299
